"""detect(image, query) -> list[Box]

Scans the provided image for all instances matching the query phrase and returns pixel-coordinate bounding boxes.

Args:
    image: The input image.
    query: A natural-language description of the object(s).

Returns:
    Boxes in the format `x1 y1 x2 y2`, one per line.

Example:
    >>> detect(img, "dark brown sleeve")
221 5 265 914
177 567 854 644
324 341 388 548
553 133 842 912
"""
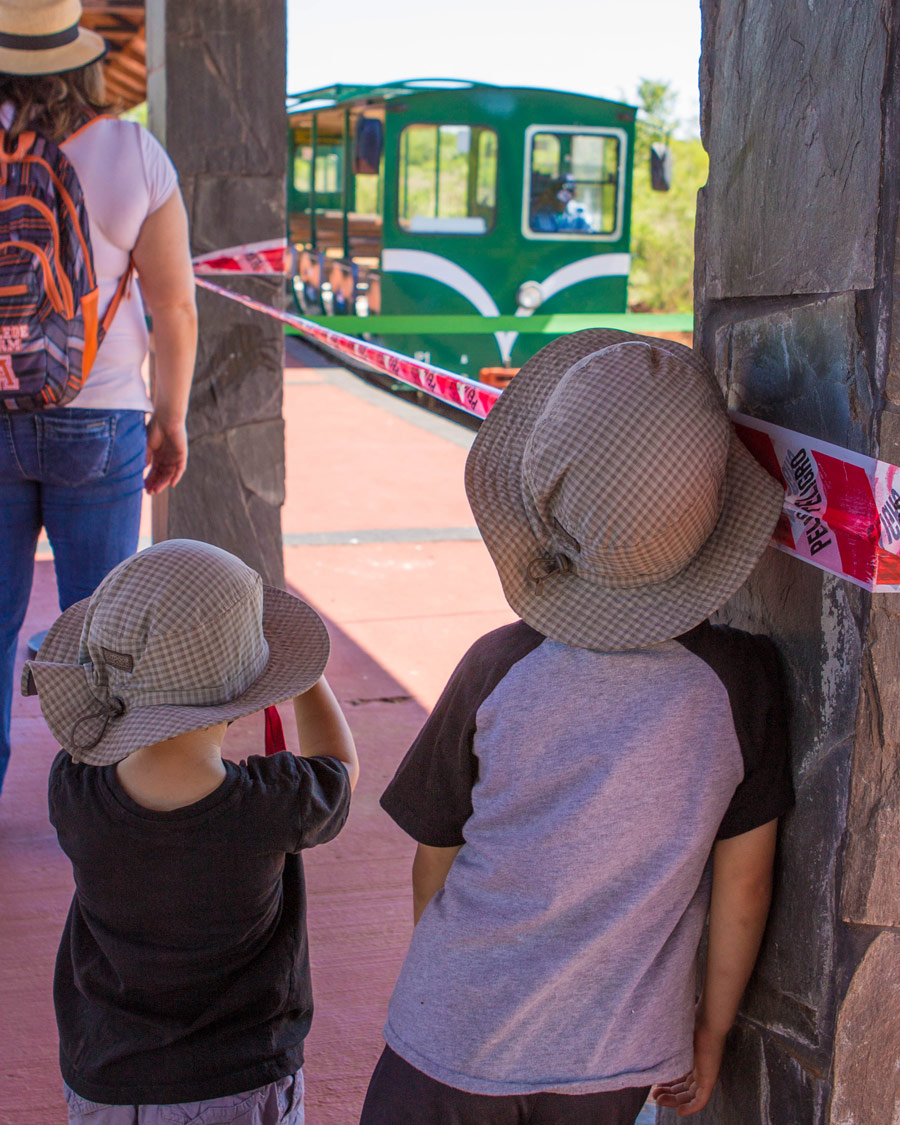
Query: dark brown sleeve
715 634 794 838
380 622 545 847
678 622 794 840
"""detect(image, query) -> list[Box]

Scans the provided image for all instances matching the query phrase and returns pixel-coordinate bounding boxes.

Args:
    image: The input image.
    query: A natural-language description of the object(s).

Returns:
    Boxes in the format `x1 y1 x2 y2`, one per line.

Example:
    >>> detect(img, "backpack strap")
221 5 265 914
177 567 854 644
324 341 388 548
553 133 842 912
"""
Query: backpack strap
83 258 133 374
0 129 34 160
59 113 134 344
99 256 134 342
61 112 118 147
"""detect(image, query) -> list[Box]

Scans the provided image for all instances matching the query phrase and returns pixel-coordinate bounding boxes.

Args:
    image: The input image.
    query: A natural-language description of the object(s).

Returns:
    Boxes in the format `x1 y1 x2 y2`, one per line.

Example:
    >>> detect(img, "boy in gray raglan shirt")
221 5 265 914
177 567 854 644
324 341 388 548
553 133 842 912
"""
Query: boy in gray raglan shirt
360 331 794 1125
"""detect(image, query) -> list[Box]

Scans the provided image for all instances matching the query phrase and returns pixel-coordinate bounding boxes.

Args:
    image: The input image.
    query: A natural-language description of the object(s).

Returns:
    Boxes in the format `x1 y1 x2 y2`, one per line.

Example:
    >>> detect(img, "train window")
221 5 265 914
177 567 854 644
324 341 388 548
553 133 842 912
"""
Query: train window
531 133 561 178
398 124 497 234
525 128 623 238
294 147 341 194
354 169 382 216
476 130 498 213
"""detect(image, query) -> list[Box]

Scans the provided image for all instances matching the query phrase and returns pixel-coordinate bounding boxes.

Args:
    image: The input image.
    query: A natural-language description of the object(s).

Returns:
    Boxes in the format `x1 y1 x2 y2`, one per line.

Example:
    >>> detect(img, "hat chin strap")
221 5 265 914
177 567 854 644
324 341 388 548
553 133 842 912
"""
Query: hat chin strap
526 552 573 594
69 695 126 759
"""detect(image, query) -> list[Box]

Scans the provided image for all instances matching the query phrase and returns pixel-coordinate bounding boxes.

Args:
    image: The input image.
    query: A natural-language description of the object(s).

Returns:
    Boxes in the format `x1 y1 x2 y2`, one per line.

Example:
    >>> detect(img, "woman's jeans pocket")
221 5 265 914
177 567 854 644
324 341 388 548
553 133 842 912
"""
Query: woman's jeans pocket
37 410 117 486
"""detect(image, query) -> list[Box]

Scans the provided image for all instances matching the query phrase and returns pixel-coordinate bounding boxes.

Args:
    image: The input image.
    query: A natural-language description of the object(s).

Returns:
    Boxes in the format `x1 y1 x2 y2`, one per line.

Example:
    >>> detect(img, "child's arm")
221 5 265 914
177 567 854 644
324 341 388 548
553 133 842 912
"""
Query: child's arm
651 818 778 1117
412 843 462 924
293 677 359 791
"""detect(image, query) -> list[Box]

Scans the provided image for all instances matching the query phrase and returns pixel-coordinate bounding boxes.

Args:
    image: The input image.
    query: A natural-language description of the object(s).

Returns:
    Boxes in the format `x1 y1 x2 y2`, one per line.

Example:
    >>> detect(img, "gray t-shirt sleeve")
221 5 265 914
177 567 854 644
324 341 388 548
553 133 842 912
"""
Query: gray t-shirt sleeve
381 622 545 847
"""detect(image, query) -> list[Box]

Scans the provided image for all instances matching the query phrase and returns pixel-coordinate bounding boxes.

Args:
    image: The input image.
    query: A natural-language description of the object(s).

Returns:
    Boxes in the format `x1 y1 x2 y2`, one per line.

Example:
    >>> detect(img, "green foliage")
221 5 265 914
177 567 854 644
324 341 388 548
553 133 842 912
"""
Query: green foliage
119 101 147 127
634 79 678 151
355 171 380 215
628 80 707 314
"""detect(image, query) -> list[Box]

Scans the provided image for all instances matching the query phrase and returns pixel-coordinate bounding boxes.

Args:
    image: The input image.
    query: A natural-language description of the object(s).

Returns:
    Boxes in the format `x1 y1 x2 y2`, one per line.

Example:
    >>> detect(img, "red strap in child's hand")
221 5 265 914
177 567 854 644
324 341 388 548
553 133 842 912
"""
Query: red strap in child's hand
264 705 286 755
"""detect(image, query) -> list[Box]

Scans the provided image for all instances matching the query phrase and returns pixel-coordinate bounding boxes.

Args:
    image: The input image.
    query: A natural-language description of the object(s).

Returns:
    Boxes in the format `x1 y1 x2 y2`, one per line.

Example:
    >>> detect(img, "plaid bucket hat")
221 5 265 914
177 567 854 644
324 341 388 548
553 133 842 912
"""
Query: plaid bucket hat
465 329 785 650
22 539 330 765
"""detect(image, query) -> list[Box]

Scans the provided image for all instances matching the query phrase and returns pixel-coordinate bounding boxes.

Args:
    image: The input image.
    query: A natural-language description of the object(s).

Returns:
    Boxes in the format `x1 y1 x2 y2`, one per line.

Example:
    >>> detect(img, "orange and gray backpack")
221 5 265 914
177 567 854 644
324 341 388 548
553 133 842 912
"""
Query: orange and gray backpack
0 125 130 413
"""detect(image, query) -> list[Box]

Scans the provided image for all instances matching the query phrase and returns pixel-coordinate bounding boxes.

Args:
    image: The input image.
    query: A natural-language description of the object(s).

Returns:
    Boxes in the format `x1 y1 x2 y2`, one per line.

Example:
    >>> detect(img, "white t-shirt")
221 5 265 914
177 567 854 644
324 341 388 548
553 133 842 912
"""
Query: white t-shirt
60 117 179 411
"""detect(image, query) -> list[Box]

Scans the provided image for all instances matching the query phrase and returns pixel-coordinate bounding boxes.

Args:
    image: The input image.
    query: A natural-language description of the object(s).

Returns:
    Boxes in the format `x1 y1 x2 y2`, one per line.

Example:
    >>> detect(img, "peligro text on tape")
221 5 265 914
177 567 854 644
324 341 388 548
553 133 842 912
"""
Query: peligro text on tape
195 271 900 592
733 414 900 592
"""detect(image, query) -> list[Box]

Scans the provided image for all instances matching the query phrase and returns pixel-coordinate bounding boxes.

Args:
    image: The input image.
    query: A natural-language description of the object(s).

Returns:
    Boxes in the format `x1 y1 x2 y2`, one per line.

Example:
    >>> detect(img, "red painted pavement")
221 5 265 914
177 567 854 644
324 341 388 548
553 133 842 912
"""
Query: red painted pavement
0 341 514 1124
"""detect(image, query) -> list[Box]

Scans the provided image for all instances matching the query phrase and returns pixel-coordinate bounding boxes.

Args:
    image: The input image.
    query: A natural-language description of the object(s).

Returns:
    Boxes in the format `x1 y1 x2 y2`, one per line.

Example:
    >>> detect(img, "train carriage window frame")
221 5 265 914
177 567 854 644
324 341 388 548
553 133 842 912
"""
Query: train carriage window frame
522 124 627 242
397 123 499 235
293 145 342 197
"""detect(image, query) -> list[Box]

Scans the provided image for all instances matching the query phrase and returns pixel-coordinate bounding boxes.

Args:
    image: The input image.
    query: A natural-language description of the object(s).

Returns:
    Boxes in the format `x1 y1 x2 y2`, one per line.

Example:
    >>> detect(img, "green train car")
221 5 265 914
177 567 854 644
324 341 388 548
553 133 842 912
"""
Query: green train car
287 78 668 384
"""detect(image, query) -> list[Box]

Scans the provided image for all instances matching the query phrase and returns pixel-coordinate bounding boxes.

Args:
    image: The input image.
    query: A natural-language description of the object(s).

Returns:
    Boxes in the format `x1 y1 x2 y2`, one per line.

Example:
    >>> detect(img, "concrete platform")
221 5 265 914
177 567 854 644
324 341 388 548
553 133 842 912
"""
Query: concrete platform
0 339 655 1125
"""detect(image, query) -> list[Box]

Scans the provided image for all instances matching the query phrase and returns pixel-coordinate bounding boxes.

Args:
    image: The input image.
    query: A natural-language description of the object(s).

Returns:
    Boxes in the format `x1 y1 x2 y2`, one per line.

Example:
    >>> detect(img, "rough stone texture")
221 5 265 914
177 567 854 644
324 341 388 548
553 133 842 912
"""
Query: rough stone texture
149 4 286 183
166 416 285 590
880 406 900 464
762 1036 832 1125
146 0 286 587
841 599 900 929
658 1023 767 1125
698 0 888 300
691 3 900 1122
888 156 900 407
712 295 874 451
830 932 900 1124
657 1023 833 1125
718 559 860 1066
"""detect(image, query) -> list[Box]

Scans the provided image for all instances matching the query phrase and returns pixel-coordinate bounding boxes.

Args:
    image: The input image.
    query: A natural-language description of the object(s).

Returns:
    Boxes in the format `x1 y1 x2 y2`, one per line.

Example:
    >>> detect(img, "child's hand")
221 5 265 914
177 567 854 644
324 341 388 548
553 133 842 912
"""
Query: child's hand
650 1024 725 1117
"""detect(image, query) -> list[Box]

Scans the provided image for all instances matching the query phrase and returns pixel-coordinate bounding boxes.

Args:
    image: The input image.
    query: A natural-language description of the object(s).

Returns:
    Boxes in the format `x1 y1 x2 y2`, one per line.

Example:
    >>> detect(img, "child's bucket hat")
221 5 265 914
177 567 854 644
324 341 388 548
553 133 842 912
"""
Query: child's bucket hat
22 539 330 765
465 329 785 650
0 0 106 77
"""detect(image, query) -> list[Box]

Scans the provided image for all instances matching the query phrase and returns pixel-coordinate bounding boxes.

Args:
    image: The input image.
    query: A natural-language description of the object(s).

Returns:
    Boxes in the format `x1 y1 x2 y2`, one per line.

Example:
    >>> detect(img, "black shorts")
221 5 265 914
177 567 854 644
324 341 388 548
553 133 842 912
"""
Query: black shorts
359 1046 651 1125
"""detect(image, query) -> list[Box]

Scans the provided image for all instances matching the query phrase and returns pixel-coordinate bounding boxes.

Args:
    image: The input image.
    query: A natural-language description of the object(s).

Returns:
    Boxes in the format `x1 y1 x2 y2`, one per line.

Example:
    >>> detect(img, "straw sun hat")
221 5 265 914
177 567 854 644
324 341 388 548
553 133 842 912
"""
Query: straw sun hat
0 0 106 76
22 540 331 766
465 329 785 651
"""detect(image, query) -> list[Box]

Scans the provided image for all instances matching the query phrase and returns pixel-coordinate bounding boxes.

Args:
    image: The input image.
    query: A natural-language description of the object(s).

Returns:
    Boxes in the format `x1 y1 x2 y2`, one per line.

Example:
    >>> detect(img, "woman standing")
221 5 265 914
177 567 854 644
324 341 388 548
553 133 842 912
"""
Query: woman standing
0 0 197 794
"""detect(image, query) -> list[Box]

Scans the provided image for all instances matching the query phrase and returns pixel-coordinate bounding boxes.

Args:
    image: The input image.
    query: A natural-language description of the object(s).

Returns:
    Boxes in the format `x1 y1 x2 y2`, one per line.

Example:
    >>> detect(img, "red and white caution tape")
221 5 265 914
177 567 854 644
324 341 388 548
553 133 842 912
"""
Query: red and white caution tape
192 238 289 276
194 275 500 419
734 414 900 591
195 268 900 591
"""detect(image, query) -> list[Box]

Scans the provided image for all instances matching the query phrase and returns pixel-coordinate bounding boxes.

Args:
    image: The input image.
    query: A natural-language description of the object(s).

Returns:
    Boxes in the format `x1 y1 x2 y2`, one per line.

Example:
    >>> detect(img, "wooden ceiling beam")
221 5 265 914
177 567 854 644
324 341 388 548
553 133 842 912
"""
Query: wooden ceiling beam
79 5 146 110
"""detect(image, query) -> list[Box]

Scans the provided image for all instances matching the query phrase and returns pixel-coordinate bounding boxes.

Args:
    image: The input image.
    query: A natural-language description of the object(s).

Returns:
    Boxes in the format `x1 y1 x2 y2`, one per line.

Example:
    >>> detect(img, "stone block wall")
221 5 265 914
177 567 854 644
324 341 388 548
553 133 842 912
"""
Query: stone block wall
146 0 287 587
659 3 900 1123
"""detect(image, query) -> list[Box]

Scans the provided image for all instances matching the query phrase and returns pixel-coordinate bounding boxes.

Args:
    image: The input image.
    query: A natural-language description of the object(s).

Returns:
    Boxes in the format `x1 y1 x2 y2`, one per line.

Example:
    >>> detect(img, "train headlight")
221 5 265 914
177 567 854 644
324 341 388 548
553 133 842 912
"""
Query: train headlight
516 281 544 311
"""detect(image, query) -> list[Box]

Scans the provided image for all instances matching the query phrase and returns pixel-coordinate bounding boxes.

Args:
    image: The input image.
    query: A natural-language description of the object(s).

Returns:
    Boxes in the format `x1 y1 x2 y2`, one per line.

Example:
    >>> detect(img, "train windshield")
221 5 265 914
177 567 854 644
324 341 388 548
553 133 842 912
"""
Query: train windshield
526 127 622 237
398 124 498 234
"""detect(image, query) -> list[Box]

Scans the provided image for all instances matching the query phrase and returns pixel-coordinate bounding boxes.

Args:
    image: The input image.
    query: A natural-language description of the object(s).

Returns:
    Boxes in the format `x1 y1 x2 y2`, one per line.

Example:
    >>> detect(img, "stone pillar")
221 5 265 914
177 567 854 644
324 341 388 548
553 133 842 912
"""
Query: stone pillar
658 4 900 1123
145 0 286 587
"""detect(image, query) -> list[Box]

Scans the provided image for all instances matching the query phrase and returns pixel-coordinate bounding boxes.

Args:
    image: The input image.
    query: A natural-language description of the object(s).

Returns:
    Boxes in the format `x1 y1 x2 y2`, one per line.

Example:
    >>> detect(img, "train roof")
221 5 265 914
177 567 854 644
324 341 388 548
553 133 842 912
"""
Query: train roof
285 78 636 117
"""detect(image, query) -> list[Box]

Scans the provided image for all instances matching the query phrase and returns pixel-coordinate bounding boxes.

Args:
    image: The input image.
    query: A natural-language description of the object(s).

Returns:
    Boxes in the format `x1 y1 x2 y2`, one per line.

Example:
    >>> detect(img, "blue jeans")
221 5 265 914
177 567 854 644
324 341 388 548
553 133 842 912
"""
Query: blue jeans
0 409 146 793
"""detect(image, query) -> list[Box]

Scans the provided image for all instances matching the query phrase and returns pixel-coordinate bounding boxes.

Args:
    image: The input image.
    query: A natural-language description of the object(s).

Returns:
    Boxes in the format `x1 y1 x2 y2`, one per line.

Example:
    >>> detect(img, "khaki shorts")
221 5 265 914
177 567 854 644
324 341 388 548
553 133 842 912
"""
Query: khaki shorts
63 1069 304 1124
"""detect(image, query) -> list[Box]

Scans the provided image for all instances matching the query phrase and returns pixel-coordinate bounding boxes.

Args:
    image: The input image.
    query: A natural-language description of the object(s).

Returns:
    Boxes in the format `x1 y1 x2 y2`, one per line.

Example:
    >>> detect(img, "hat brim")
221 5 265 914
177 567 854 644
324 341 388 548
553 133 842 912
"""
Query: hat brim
465 329 786 650
24 585 330 765
0 28 106 76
